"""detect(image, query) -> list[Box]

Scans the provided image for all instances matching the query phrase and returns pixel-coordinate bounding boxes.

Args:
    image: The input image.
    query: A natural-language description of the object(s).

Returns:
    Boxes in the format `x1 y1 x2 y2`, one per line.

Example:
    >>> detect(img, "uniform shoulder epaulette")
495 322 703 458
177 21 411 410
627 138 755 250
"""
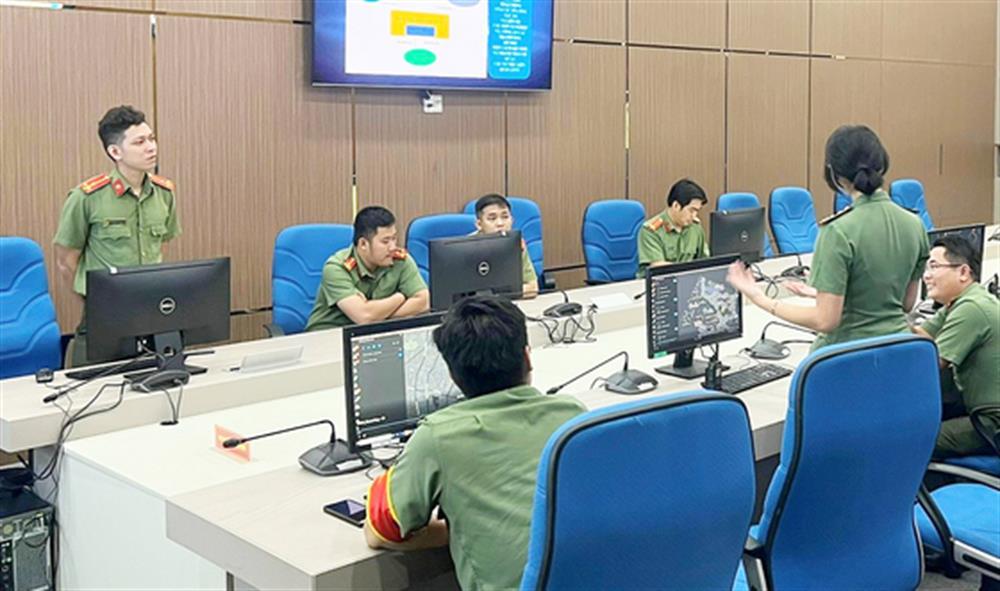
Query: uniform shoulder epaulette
149 174 175 192
78 174 111 195
342 256 358 271
819 206 853 226
644 217 664 231
392 248 408 261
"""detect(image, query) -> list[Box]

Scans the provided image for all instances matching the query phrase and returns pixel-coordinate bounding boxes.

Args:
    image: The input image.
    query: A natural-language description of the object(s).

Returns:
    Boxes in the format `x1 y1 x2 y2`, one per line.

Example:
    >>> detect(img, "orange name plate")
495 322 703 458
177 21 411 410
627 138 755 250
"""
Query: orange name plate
214 425 251 462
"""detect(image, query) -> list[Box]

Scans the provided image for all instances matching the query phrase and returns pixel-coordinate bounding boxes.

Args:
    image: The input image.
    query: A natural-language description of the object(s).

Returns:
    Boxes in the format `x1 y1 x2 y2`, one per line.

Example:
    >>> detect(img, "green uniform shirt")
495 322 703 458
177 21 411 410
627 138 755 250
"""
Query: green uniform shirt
471 230 538 285
53 169 181 296
921 282 1000 432
808 189 929 351
304 246 427 331
385 385 585 591
636 212 709 278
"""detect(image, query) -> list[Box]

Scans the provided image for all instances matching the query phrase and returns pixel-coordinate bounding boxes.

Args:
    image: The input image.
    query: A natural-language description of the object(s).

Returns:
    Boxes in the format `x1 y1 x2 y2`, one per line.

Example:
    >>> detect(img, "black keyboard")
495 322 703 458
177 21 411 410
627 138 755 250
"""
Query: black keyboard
717 363 793 395
65 357 159 381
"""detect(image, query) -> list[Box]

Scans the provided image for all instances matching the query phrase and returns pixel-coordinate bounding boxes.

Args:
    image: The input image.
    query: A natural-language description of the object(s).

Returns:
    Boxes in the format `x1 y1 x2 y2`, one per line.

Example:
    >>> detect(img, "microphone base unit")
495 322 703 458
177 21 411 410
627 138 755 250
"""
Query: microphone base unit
299 439 372 477
603 369 658 396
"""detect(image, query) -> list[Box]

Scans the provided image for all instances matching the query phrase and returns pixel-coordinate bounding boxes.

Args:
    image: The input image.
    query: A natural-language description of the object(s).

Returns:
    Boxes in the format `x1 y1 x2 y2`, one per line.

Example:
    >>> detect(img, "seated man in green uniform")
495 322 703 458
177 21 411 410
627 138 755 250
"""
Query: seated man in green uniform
53 105 181 367
913 235 999 459
636 178 710 278
305 206 429 331
364 295 586 590
471 193 538 298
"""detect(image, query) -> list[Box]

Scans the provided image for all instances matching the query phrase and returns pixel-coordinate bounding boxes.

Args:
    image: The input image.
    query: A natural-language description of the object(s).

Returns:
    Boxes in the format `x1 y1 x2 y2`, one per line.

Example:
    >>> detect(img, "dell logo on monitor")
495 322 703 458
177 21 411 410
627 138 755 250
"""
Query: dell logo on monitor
159 297 177 315
477 261 491 276
738 230 750 243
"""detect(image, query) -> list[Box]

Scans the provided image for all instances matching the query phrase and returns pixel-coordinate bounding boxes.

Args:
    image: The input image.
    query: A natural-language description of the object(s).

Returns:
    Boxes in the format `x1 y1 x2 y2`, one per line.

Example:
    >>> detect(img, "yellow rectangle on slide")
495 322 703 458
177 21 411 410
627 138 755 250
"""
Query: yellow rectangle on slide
390 10 450 39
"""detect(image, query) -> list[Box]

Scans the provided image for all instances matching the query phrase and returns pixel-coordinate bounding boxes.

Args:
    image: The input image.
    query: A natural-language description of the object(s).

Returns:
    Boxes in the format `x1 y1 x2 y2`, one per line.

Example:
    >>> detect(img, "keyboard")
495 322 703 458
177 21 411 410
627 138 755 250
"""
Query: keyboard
717 363 793 395
65 357 159 381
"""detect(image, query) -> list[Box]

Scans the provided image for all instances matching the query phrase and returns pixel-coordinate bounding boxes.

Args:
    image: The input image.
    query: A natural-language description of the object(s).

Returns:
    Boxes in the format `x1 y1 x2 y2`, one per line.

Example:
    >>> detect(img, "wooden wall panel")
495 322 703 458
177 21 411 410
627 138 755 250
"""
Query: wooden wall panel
808 58 882 209
629 0 725 48
727 54 809 205
554 0 625 42
156 18 353 311
629 47 725 220
812 0 882 59
156 0 307 21
69 0 151 9
229 311 271 344
353 91 505 239
729 0 810 53
0 7 153 333
883 0 995 66
507 42 626 268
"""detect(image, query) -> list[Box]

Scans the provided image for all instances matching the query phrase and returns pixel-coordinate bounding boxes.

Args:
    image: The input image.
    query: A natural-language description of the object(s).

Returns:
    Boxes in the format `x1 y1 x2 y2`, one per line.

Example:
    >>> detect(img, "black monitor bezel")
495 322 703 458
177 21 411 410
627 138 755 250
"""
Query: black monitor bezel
428 230 524 311
645 254 743 359
342 312 453 452
923 222 987 298
709 207 767 263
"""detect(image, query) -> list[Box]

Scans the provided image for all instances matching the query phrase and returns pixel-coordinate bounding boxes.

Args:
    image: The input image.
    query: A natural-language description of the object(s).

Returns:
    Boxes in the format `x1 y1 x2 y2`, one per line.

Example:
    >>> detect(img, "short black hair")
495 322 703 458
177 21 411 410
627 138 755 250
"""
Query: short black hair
353 206 396 245
666 179 707 208
474 193 511 218
432 295 529 398
98 106 147 152
824 125 890 196
933 235 981 281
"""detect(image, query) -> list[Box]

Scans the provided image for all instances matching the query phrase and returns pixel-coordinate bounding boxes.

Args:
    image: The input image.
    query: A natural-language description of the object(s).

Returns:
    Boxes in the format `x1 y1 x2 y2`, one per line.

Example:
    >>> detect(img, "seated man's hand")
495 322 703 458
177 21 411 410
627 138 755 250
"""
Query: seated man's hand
784 281 817 298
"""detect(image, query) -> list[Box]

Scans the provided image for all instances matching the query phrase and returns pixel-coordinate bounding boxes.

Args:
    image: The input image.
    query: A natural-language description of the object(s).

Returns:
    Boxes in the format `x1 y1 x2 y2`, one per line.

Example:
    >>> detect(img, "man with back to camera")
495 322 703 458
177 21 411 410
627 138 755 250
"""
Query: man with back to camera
912 235 999 459
305 206 429 331
636 178 710 278
364 295 586 590
53 105 181 367
471 193 539 298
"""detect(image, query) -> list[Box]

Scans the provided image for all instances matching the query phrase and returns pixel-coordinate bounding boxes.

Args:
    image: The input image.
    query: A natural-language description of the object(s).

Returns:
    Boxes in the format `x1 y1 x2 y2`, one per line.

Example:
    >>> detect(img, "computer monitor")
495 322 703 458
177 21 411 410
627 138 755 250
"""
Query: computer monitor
646 255 743 378
710 207 767 263
429 231 523 311
924 223 986 298
85 258 231 374
343 313 464 452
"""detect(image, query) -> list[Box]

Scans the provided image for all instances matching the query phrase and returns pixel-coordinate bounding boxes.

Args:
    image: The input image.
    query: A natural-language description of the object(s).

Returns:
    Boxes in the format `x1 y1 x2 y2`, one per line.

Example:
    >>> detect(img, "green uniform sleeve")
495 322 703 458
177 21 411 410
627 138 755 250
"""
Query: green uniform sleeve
695 224 709 258
396 255 428 298
163 191 181 241
521 249 537 283
911 228 930 283
386 425 441 536
934 301 991 368
637 226 663 275
53 190 89 250
319 261 361 307
921 307 947 337
809 225 851 296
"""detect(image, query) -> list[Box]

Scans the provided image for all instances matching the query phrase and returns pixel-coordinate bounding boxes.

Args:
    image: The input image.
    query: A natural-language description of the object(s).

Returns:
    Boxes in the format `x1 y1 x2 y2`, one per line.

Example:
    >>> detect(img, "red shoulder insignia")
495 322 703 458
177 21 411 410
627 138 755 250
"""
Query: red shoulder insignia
78 174 110 195
149 174 175 192
520 239 527 251
645 217 664 231
392 248 408 261
820 206 853 226
343 257 357 271
111 178 126 197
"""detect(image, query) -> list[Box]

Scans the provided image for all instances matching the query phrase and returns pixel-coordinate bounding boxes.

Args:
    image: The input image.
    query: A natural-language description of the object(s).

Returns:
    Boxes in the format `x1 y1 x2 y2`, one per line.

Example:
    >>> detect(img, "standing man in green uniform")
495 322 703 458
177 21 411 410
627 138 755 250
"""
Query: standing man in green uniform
54 106 181 367
305 206 429 331
913 235 999 458
636 179 710 278
364 295 586 590
471 193 538 298
727 125 928 351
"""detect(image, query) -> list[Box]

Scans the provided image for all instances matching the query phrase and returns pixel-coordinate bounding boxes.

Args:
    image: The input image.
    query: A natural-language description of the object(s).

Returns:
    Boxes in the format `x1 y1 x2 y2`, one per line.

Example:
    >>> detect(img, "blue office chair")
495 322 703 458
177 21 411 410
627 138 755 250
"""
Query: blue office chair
717 192 775 258
833 191 852 214
891 178 934 230
581 200 645 283
463 196 547 286
740 334 941 591
270 223 353 336
929 406 1000 480
768 187 819 254
521 391 756 590
406 213 477 284
0 237 62 378
915 482 1000 584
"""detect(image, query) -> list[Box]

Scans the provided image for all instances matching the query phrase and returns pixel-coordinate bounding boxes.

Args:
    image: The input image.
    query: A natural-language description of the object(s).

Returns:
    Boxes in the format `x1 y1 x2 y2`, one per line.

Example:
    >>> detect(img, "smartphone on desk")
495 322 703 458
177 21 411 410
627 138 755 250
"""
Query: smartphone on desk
324 499 366 528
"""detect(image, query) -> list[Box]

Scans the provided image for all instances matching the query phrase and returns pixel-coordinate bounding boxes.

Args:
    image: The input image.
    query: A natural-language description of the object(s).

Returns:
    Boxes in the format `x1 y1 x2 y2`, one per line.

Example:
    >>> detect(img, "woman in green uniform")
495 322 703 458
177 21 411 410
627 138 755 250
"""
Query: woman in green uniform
727 125 929 351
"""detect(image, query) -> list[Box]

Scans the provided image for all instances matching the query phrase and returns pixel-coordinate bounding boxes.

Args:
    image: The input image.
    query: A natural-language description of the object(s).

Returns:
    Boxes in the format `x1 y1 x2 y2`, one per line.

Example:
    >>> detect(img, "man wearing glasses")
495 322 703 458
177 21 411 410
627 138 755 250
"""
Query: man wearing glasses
913 235 999 459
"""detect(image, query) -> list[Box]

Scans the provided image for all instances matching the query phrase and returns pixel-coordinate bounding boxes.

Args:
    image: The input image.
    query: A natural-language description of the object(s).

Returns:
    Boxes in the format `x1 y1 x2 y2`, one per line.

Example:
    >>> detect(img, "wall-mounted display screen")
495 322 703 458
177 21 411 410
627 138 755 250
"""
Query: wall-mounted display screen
313 0 554 91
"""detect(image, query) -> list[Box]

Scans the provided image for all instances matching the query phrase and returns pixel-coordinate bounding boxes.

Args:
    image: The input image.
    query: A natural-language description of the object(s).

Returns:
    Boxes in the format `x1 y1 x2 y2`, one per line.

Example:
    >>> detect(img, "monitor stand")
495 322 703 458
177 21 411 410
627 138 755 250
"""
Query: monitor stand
655 348 728 380
126 331 207 387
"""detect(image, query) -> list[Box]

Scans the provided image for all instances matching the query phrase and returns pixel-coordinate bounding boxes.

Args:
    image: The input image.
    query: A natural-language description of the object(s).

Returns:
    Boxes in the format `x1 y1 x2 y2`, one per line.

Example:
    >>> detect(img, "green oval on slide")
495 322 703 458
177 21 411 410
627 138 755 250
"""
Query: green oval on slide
404 49 436 66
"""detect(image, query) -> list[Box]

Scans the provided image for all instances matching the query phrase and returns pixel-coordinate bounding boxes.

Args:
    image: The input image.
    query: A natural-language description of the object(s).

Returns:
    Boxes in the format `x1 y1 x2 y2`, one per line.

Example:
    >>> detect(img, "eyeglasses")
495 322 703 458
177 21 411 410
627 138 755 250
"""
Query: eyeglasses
924 261 962 272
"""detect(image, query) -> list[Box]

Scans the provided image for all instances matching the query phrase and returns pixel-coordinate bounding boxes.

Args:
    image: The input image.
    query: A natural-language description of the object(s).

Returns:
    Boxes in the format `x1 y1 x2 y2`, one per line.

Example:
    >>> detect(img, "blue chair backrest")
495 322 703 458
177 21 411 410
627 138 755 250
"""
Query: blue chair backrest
463 197 544 279
271 223 353 335
520 391 756 590
717 192 775 258
769 186 819 254
406 213 478 284
0 237 62 377
755 334 941 590
834 192 852 214
890 179 934 230
581 200 645 282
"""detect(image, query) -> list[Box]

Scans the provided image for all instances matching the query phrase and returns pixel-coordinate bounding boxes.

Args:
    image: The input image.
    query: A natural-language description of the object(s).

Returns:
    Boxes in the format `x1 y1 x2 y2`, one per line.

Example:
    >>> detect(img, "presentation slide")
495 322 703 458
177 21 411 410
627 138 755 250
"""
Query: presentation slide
314 0 553 90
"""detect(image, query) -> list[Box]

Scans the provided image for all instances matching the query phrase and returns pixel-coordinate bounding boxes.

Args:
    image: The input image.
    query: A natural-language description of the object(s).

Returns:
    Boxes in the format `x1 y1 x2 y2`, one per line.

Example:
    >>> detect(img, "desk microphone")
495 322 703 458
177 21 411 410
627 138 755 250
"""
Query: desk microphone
747 321 816 360
546 351 658 396
223 419 371 476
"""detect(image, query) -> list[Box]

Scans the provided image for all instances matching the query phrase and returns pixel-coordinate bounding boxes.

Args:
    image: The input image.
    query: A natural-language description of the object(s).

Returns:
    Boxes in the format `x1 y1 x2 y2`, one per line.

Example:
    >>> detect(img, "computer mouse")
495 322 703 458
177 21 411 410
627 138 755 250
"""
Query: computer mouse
748 338 790 360
543 301 583 318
